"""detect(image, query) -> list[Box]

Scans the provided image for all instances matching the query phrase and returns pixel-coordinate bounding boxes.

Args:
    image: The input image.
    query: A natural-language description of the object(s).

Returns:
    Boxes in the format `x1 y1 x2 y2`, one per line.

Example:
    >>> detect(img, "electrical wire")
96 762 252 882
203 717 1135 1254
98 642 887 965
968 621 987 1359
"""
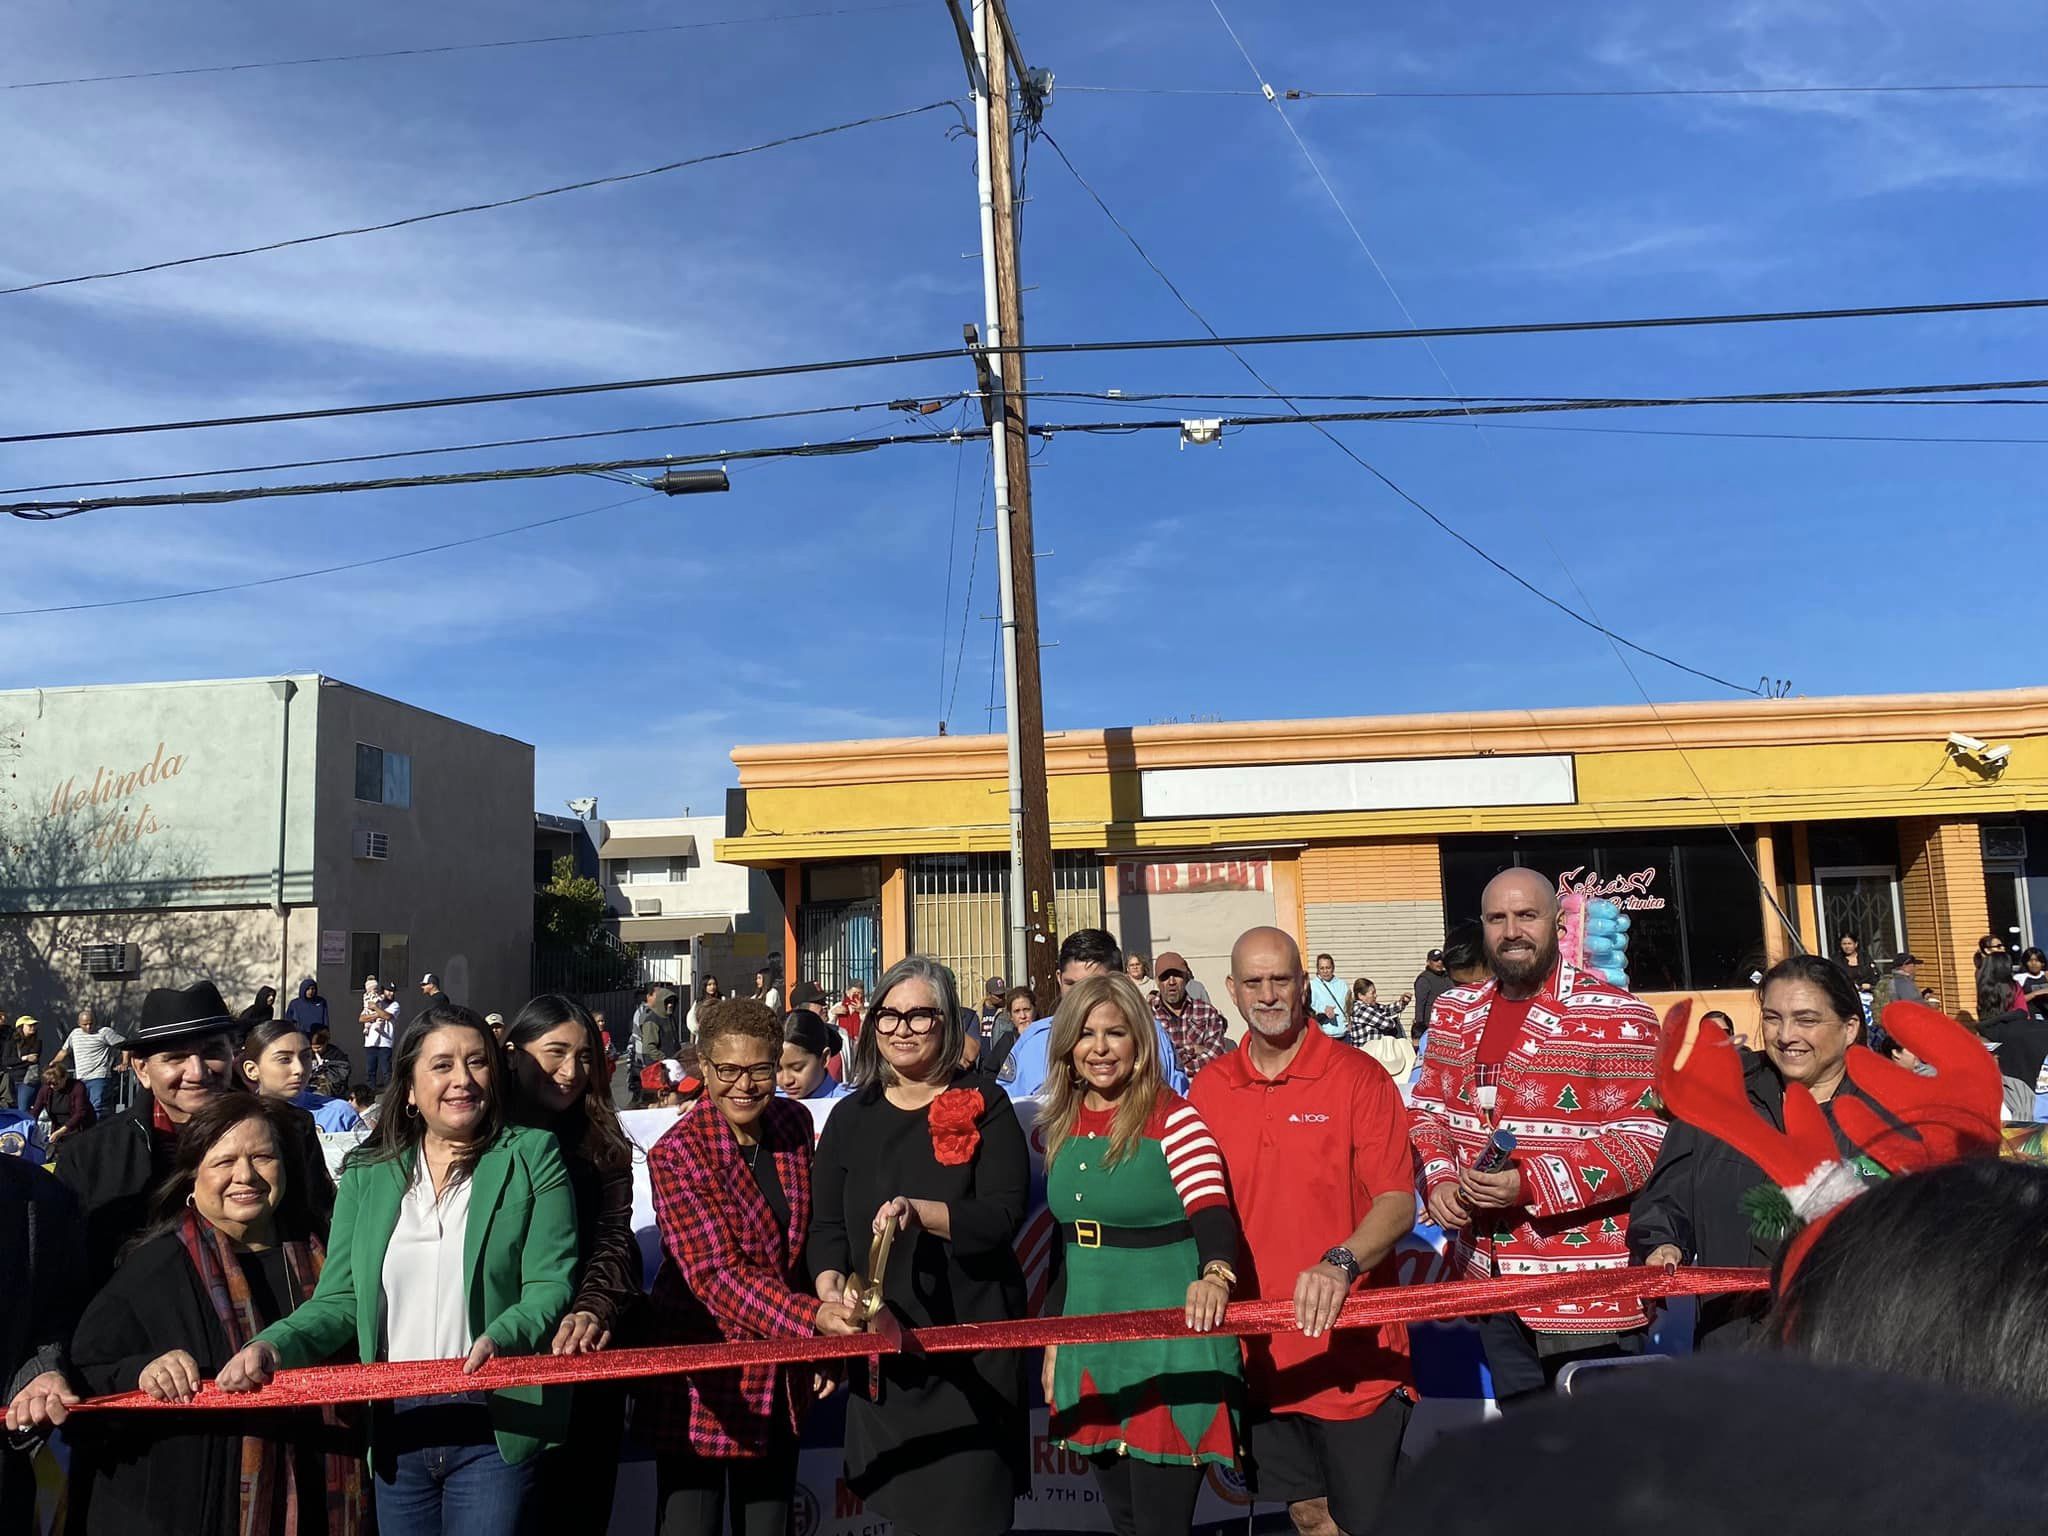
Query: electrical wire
0 101 965 297
21 378 2048 515
4 6 922 90
0 492 656 617
9 296 2047 446
1061 80 2048 100
0 396 969 497
1033 122 1759 697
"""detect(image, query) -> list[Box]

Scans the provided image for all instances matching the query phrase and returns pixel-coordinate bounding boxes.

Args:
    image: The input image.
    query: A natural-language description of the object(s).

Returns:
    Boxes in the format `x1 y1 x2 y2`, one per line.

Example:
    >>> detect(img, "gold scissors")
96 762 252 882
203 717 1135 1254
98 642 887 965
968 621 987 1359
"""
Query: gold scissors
843 1218 897 1326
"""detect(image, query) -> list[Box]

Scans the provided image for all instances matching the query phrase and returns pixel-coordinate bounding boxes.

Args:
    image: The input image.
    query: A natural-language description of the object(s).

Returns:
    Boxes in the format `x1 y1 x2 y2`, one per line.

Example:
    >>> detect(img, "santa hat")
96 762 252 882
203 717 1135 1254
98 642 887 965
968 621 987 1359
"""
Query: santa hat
1656 997 2003 1276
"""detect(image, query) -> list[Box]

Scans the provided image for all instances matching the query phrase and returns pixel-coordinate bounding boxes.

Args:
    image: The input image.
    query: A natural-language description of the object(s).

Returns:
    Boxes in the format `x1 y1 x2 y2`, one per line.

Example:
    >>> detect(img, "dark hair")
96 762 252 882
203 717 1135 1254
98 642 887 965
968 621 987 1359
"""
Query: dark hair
354 1003 503 1184
143 1091 322 1246
2024 948 2046 968
1058 928 1123 974
1769 1159 2048 1409
1439 920 1484 974
1701 1010 1736 1032
783 1009 840 1060
503 993 631 1173
238 1018 310 1092
1758 954 1862 1026
698 997 782 1055
853 955 966 1088
1978 955 2019 1018
1351 976 1376 997
348 1082 376 1108
1004 985 1038 1016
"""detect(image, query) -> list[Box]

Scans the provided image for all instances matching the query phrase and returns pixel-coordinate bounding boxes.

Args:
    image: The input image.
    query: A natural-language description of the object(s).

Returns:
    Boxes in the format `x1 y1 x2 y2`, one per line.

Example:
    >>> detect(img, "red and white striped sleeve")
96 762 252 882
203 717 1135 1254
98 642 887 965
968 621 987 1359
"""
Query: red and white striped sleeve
1158 1097 1229 1216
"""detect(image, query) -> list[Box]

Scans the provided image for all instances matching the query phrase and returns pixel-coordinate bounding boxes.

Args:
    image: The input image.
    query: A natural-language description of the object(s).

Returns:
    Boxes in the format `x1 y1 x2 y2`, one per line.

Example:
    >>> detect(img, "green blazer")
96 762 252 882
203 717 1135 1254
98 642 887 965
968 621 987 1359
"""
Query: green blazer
255 1122 578 1467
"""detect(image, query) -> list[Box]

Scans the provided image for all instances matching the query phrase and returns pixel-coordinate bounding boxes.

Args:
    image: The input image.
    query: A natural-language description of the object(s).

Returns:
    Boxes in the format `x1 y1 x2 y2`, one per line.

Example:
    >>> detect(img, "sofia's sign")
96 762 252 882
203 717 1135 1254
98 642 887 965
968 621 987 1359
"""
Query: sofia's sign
1557 865 1667 912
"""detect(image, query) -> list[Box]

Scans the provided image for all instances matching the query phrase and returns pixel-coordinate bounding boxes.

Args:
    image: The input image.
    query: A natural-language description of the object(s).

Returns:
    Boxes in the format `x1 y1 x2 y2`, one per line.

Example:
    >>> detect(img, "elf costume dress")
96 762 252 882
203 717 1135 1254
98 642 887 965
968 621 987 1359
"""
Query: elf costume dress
1046 1093 1241 1467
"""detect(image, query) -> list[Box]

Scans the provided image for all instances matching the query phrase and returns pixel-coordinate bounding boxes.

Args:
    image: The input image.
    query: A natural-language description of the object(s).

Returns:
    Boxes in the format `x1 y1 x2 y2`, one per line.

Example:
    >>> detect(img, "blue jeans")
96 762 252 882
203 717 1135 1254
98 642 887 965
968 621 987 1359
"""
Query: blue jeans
365 1046 393 1088
375 1403 535 1536
13 1082 36 1114
82 1077 110 1114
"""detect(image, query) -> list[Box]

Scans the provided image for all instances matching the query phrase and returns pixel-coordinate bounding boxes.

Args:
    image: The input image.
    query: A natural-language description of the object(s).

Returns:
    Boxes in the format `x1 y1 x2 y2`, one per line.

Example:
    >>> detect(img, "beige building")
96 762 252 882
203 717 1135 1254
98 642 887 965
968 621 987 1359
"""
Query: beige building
595 813 784 992
1 675 534 1056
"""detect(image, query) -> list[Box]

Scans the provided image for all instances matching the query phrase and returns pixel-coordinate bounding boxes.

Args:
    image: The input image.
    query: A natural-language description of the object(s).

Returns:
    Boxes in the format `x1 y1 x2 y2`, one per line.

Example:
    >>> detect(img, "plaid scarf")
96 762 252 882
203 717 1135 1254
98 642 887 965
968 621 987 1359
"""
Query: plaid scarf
174 1210 365 1536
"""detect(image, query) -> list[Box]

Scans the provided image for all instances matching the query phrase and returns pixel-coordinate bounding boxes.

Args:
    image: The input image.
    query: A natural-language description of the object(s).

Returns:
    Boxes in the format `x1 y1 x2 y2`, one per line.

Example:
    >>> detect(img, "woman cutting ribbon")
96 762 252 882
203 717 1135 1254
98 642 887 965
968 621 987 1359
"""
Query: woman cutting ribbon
1037 972 1243 1536
64 1091 365 1536
807 955 1030 1536
645 997 863 1536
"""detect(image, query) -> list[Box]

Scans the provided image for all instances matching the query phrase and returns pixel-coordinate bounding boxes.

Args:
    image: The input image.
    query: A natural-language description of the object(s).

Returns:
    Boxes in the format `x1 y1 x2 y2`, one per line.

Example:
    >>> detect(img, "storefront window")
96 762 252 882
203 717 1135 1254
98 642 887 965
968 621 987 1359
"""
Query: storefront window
1441 829 1768 991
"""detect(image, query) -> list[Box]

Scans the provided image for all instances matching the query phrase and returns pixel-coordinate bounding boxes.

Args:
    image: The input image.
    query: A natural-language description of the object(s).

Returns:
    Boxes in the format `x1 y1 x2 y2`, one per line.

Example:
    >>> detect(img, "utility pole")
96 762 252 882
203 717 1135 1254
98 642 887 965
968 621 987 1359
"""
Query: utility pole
958 0 1059 1002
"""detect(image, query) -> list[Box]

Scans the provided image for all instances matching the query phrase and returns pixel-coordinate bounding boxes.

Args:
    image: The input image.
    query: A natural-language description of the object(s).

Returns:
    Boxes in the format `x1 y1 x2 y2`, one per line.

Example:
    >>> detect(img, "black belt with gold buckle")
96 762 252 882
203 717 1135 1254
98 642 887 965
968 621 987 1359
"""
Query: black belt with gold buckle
1061 1218 1193 1250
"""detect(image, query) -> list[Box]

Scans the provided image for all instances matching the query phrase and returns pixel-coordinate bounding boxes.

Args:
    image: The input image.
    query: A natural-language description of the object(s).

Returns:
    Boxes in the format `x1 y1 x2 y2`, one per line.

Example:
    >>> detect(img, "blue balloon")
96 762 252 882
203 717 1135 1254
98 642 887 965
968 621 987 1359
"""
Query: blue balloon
1602 968 1630 989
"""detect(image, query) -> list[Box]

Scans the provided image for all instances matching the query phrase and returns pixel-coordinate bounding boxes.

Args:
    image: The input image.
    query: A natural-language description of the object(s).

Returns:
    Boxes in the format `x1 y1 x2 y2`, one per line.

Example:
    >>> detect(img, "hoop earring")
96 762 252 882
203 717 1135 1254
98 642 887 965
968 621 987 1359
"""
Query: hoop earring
405 1102 420 1120
185 1194 196 1210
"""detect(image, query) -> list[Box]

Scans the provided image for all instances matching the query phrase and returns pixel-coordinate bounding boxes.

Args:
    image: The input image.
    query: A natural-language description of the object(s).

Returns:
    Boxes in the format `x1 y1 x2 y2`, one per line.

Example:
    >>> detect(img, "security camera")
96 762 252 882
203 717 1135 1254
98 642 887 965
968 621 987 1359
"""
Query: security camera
1982 744 2013 768
1948 732 1988 755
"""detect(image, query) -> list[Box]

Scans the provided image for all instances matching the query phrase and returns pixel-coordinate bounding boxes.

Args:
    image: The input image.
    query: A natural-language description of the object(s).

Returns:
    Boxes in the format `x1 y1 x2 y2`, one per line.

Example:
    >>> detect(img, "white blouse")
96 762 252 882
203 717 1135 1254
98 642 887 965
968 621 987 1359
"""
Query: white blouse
380 1154 474 1362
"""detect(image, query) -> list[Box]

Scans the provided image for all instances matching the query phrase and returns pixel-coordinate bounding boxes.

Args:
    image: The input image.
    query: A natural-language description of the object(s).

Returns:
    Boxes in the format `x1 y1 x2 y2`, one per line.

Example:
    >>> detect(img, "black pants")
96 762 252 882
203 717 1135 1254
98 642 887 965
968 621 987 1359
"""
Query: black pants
1089 1453 1205 1536
1244 1394 1412 1535
535 1383 625 1533
655 1430 801 1536
1478 1313 1644 1409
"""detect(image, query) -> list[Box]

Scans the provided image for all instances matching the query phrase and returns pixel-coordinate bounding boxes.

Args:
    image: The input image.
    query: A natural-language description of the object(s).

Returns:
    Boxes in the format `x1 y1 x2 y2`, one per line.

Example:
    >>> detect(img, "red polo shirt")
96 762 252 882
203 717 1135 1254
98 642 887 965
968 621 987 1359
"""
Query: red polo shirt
1189 1022 1414 1421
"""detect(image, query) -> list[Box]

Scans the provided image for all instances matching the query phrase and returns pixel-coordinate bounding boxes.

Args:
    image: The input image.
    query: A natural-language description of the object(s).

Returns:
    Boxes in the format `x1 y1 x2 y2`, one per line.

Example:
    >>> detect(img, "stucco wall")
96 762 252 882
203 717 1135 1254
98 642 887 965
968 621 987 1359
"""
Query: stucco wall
309 682 534 1050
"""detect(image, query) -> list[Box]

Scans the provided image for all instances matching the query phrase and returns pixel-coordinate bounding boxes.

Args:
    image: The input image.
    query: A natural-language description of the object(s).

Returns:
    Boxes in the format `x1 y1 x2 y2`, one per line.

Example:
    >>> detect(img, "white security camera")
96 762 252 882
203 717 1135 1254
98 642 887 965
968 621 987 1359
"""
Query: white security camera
1981 744 2013 768
1947 732 1988 754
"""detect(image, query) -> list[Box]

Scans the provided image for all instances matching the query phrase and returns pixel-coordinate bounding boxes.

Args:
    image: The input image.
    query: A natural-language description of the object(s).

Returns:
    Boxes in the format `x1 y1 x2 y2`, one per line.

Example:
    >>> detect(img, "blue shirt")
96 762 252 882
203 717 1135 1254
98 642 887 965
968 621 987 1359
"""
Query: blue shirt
292 1090 362 1132
781 1076 853 1102
1308 976 1349 1036
999 1015 1187 1099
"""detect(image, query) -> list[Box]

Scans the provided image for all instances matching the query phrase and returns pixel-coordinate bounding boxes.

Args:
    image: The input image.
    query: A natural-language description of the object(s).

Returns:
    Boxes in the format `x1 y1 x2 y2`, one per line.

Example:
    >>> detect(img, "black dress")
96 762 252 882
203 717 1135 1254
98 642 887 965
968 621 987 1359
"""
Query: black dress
65 1233 355 1536
807 1076 1029 1536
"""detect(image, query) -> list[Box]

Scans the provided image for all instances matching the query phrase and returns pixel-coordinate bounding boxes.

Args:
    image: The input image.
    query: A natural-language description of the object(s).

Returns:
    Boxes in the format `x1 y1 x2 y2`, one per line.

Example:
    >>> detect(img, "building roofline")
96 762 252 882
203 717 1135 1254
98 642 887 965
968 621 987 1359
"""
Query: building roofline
729 686 2048 789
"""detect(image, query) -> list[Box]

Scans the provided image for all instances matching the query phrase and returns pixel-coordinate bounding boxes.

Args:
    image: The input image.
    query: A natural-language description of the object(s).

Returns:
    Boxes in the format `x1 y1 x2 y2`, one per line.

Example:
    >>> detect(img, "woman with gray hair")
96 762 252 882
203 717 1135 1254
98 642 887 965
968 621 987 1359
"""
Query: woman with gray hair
806 955 1030 1536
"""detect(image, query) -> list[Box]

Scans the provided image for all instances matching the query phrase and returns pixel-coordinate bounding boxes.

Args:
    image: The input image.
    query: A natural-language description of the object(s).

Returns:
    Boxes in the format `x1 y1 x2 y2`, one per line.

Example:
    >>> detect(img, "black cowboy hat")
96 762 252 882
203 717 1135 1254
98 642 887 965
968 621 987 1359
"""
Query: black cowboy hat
129 981 237 1053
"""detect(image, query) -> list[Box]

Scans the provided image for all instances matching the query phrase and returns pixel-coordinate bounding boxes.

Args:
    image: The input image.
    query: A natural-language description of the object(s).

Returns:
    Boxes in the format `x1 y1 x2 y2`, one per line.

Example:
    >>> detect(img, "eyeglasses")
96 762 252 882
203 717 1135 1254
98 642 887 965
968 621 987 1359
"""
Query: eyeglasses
708 1062 776 1087
873 1007 946 1036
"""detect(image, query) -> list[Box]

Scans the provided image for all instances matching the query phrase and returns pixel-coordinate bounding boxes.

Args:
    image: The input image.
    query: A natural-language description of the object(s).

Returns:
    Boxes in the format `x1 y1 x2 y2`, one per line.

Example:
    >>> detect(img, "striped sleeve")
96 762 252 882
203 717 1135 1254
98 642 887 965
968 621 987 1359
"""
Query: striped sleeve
1159 1098 1229 1216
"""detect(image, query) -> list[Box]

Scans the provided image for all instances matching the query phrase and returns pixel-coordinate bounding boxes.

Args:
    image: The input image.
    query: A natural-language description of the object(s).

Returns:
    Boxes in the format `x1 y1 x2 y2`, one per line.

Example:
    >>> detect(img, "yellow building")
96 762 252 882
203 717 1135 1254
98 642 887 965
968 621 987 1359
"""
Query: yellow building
716 688 2048 1036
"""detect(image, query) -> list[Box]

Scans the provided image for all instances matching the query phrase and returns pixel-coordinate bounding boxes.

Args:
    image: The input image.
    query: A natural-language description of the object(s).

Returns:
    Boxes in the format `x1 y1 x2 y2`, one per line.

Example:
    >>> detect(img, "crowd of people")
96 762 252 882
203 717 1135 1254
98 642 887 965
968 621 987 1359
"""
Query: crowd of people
3 879 2046 1536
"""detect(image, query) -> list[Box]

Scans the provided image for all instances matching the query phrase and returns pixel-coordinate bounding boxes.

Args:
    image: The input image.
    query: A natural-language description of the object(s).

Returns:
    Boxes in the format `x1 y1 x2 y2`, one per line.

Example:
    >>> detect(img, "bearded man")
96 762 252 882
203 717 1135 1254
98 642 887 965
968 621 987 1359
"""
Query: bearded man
1408 867 1665 1409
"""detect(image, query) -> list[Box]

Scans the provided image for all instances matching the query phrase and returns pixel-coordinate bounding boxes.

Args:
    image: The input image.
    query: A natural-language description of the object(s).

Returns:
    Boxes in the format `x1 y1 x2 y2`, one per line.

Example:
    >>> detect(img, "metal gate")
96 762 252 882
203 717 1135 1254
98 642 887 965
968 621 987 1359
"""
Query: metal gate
799 900 882 998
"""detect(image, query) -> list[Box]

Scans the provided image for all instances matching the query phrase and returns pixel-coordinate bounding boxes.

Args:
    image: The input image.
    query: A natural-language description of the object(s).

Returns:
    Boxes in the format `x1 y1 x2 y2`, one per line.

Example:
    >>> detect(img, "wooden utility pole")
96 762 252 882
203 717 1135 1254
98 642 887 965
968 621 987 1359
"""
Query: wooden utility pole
959 0 1059 1001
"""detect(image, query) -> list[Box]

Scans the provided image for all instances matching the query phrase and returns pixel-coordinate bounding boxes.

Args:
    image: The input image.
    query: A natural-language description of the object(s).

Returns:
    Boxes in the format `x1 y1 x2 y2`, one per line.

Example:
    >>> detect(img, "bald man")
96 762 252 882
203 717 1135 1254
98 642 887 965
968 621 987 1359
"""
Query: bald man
1409 867 1665 1409
1190 927 1415 1536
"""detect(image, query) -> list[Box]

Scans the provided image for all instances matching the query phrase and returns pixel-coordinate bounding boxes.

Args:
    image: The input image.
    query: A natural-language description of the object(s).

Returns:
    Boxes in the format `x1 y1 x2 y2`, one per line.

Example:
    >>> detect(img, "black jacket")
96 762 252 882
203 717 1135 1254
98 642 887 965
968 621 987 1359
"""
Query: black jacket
1 1158 87 1533
1628 1049 1872 1351
1 1030 41 1092
54 1090 335 1291
1412 967 1454 1041
65 1231 359 1536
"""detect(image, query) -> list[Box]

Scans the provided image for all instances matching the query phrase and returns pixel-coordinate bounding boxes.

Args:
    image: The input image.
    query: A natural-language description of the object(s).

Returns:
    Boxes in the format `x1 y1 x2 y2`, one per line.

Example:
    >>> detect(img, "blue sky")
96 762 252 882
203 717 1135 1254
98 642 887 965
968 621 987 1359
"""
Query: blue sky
4 0 2045 816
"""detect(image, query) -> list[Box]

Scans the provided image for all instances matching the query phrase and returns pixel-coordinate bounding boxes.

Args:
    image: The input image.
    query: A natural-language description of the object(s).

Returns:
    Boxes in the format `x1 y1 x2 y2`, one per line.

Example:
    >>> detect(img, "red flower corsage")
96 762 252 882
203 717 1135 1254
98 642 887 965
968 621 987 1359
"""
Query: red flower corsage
928 1088 983 1166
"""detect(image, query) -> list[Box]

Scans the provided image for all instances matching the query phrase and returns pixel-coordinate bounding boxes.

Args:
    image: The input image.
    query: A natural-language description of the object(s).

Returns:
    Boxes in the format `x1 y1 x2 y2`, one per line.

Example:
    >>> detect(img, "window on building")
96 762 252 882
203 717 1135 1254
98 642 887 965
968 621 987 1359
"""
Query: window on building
1441 830 1768 991
908 852 1105 991
605 856 690 885
354 743 412 807
348 931 410 992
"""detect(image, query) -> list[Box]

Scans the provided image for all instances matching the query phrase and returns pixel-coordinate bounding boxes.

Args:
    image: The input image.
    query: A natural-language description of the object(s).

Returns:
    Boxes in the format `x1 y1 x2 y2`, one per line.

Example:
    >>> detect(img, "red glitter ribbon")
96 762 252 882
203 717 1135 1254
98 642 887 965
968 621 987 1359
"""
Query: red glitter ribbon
71 1265 1768 1414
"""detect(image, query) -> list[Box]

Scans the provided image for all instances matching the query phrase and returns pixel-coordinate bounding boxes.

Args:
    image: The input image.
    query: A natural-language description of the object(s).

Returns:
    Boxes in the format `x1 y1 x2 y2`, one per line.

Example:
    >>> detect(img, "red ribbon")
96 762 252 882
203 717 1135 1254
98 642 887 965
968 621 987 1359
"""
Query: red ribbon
71 1265 1768 1414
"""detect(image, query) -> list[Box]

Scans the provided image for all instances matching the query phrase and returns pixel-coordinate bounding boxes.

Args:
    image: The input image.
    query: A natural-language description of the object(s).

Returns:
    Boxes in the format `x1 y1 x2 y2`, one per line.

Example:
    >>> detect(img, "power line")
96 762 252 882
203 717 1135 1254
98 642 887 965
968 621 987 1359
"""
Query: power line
3 5 921 90
10 294 2047 448
20 379 2048 515
0 492 655 617
1034 122 1760 697
0 101 964 297
1392 419 2048 447
0 396 966 496
1062 79 2048 100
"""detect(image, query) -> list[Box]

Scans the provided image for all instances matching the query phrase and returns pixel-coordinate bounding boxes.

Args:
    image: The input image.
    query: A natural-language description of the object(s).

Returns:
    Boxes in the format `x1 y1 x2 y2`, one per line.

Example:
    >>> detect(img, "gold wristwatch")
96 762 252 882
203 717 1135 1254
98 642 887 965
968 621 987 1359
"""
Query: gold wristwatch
1200 1260 1237 1291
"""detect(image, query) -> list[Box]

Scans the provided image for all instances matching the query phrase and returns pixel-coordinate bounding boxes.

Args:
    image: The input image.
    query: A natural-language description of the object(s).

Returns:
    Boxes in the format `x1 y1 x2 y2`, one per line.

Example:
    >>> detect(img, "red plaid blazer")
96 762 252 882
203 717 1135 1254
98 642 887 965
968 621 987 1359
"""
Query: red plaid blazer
645 1096 823 1457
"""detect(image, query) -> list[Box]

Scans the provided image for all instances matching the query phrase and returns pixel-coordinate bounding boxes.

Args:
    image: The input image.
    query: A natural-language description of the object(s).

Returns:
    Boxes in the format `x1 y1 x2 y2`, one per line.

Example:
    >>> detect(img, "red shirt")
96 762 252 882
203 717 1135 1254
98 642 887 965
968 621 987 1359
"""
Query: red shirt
1189 1022 1414 1420
1476 995 1533 1066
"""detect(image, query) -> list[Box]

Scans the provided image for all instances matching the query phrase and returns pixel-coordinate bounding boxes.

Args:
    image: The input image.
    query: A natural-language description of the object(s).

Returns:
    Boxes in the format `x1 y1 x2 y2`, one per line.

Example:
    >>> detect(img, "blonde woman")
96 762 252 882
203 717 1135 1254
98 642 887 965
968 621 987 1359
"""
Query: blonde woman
1038 973 1242 1536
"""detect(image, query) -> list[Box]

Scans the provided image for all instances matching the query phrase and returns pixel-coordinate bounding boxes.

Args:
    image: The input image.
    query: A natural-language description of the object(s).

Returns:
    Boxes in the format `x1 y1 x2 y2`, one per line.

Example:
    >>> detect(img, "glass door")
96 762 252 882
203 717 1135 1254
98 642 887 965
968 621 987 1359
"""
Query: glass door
1985 861 2033 952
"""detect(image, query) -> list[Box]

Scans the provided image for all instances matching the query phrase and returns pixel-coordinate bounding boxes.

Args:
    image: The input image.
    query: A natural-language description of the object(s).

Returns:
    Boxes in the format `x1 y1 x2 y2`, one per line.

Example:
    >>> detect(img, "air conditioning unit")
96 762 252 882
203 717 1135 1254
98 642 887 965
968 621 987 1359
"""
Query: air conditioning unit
1984 825 2029 862
630 896 663 917
353 829 391 861
80 942 140 978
